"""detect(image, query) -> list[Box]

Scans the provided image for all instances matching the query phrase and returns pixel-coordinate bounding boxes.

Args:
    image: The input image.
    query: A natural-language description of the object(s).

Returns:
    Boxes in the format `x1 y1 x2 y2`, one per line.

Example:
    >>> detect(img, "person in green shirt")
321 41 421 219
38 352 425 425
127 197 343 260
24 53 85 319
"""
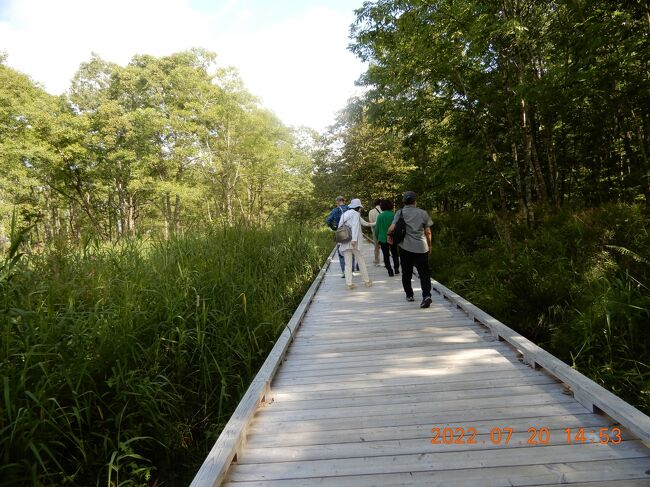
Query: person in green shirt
375 199 400 276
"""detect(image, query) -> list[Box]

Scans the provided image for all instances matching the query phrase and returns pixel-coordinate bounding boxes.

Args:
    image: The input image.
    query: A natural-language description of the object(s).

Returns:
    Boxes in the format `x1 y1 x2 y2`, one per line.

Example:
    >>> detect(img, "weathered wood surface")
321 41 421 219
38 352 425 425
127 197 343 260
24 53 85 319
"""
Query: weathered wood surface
193 242 650 486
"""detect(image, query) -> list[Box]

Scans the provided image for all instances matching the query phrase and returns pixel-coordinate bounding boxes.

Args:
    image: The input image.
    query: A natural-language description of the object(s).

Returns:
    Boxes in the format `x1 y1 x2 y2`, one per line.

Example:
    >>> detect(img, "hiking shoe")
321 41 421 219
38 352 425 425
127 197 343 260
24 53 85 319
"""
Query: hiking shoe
341 273 345 278
347 284 357 290
406 295 415 302
394 270 400 275
420 296 432 309
388 270 394 277
365 280 373 288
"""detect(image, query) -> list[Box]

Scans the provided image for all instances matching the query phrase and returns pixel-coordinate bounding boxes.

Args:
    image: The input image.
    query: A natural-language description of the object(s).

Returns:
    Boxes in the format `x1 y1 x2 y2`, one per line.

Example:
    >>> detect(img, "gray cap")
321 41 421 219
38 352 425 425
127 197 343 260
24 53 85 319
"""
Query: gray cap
335 195 345 202
403 191 417 202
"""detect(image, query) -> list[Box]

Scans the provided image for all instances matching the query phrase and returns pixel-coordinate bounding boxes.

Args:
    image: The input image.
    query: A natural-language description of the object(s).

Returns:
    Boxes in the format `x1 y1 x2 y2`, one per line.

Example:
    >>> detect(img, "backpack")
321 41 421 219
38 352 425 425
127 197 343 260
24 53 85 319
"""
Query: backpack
335 212 352 243
392 209 407 245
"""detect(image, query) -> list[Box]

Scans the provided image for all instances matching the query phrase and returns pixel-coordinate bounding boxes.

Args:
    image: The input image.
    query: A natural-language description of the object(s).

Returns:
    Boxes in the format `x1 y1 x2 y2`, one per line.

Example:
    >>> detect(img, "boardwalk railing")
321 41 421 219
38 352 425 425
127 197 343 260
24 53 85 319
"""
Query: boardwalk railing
190 248 336 487
431 278 650 445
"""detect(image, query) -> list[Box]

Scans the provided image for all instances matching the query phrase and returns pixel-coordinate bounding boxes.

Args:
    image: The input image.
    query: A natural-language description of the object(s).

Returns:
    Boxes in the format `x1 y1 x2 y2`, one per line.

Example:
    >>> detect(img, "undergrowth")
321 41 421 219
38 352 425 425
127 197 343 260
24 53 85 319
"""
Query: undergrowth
0 225 332 486
429 204 650 414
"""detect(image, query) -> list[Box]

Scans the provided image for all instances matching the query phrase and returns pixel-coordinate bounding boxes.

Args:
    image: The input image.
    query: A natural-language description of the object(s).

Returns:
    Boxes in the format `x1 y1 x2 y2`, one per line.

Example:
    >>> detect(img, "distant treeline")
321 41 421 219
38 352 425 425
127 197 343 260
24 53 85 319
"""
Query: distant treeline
0 49 318 244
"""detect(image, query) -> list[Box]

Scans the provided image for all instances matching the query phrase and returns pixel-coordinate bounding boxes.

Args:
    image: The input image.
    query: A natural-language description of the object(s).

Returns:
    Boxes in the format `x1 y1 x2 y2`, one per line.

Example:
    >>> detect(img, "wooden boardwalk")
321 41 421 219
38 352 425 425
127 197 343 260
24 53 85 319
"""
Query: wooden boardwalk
192 243 650 486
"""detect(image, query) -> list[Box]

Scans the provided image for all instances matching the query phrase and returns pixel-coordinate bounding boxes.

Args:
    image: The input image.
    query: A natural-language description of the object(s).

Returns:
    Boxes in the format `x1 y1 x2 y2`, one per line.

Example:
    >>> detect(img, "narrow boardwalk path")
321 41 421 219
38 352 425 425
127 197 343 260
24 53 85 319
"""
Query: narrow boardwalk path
196 242 650 486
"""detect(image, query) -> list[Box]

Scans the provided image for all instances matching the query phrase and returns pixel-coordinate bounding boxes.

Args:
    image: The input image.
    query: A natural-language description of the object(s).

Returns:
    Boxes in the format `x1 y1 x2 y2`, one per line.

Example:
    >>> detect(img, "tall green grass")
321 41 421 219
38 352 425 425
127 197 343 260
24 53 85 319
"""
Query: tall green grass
0 225 332 486
429 204 650 414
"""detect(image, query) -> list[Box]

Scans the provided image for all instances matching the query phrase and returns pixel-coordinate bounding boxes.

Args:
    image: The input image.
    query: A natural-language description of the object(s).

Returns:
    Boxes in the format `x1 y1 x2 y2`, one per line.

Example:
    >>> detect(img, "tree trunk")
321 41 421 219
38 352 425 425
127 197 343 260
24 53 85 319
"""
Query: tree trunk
542 118 561 207
520 97 548 205
173 194 181 234
502 60 529 220
634 115 650 206
127 195 135 237
162 193 171 240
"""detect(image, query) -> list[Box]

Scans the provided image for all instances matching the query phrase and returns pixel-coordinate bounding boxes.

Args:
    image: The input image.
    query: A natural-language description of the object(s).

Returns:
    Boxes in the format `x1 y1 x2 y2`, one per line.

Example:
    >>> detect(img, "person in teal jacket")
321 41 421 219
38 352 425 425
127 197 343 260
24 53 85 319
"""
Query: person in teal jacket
375 199 400 276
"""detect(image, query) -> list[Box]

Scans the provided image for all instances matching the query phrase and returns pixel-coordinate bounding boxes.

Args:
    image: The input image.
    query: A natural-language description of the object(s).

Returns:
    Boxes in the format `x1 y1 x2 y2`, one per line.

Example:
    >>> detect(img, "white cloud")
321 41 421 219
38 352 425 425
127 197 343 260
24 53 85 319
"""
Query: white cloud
0 0 366 131
216 6 366 131
1 0 212 89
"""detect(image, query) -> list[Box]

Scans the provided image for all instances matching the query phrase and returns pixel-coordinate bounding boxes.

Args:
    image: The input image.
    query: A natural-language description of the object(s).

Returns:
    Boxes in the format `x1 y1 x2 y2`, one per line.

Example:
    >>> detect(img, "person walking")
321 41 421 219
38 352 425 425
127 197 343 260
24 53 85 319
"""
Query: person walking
368 198 383 266
375 199 400 276
388 191 433 308
338 198 374 289
326 196 356 277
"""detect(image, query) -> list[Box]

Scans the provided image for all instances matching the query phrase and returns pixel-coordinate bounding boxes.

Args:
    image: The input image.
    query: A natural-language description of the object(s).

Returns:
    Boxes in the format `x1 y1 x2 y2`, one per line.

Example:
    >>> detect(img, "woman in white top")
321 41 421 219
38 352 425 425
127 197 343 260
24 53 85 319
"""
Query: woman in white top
338 198 374 289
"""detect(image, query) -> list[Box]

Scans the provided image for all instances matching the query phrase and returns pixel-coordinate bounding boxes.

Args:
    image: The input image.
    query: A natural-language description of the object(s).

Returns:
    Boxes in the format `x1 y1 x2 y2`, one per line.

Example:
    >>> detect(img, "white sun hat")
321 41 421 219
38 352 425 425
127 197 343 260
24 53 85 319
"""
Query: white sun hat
349 198 363 209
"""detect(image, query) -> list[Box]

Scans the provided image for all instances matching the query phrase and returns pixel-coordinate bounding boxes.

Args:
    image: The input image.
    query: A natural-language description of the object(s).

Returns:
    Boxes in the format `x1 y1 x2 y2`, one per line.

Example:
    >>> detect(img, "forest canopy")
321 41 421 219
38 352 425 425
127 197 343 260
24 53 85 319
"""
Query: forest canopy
329 0 650 220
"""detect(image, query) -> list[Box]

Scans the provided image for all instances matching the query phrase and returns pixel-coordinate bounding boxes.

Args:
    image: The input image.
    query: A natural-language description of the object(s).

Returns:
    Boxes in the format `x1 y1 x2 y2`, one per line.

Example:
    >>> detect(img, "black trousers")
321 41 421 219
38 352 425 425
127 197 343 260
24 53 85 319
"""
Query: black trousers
379 241 400 274
400 248 431 298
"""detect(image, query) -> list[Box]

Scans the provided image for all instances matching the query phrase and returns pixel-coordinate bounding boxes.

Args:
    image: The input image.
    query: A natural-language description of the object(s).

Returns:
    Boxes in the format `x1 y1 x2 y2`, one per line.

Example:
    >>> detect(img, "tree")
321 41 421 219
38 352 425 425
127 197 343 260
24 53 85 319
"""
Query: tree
348 0 650 216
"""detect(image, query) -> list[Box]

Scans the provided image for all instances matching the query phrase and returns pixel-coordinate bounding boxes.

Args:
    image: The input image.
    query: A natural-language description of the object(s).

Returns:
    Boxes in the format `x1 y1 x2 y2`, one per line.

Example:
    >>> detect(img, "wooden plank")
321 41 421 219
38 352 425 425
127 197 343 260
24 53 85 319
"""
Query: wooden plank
291 327 485 346
272 361 525 387
285 334 490 354
246 412 613 448
273 366 547 394
535 481 650 486
302 306 464 317
296 319 475 334
264 383 565 412
278 347 515 373
249 402 589 437
300 313 465 324
252 395 579 435
189 248 336 487
275 354 518 380
239 426 636 464
256 391 575 423
283 339 512 361
430 278 650 444
222 458 650 487
226 441 650 482
270 373 559 403
284 339 505 360
280 344 517 371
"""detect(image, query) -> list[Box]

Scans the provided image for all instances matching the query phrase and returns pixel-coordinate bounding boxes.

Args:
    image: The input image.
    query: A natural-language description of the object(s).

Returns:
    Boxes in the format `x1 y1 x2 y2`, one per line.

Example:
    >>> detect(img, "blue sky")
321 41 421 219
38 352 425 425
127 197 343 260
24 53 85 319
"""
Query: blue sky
0 0 368 131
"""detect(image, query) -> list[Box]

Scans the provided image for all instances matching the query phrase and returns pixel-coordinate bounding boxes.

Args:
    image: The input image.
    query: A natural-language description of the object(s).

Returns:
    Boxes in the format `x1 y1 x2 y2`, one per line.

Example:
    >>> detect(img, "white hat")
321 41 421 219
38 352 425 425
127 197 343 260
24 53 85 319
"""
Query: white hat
349 198 363 209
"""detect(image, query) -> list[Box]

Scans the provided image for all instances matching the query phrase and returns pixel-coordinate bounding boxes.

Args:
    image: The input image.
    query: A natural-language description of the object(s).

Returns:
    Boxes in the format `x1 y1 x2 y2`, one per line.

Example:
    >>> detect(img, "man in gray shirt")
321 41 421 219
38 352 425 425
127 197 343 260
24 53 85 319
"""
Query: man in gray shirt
388 191 433 308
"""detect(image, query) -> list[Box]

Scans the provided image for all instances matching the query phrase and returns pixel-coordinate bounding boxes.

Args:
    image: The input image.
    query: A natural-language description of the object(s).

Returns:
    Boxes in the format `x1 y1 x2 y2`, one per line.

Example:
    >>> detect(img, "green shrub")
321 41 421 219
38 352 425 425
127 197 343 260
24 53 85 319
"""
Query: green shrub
430 204 650 413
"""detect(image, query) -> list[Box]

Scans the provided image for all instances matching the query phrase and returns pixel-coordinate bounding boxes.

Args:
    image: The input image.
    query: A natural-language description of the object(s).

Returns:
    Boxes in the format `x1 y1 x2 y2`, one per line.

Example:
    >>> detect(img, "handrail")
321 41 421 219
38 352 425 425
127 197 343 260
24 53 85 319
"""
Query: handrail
190 247 336 487
430 278 650 445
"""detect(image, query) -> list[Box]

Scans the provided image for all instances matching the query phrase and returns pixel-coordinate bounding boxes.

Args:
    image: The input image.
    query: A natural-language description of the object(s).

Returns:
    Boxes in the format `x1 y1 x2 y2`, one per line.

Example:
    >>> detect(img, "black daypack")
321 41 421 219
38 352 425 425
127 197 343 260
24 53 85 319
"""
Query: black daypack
392 209 407 245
